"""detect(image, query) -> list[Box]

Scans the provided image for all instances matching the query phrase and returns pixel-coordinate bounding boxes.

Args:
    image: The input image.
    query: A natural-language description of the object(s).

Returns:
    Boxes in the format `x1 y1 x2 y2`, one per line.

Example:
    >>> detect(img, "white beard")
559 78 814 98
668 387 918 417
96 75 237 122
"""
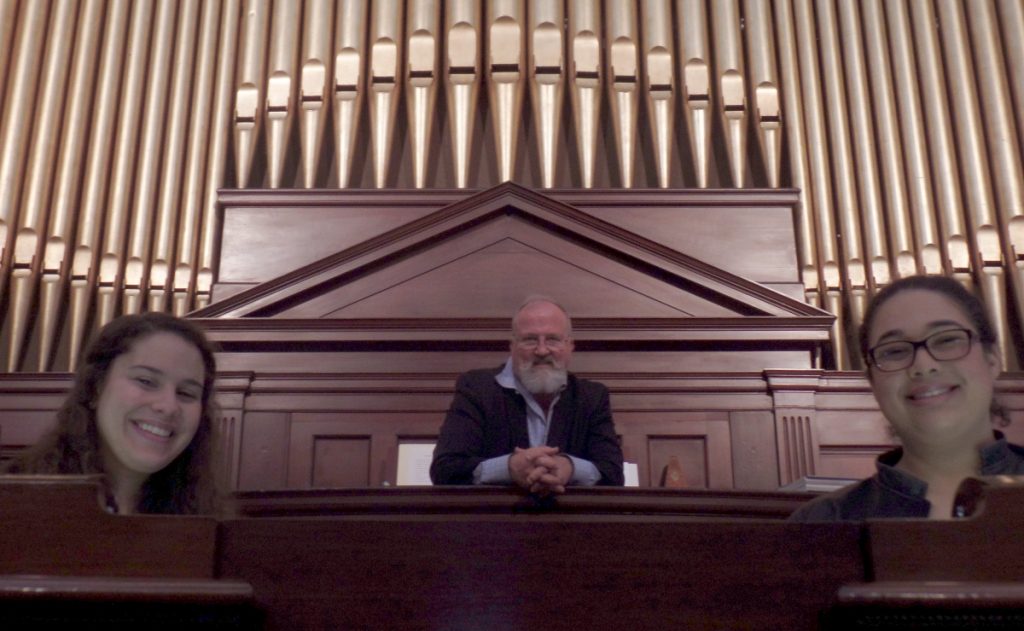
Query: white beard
515 358 568 395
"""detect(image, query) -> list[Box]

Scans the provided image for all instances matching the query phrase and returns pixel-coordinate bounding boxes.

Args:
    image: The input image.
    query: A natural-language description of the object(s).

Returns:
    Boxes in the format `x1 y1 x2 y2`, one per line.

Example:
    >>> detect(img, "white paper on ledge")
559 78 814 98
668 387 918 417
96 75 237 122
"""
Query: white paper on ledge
623 462 639 487
396 443 436 486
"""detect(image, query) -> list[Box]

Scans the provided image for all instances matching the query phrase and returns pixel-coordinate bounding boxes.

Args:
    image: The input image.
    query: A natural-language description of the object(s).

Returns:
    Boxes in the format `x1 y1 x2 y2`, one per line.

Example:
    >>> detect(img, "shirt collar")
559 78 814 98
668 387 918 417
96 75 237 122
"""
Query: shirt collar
495 357 518 390
979 430 1013 473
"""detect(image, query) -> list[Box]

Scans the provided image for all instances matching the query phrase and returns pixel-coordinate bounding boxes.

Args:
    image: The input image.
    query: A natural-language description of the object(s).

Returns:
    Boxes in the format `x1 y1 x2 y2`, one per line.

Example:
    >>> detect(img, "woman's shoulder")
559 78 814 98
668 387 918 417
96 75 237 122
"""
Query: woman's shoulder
787 480 872 522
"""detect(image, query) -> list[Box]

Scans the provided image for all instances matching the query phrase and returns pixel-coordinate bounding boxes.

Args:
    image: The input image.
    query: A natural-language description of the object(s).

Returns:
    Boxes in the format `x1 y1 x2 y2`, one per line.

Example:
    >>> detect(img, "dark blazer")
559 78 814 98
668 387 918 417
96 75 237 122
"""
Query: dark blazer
789 434 1024 521
430 366 625 486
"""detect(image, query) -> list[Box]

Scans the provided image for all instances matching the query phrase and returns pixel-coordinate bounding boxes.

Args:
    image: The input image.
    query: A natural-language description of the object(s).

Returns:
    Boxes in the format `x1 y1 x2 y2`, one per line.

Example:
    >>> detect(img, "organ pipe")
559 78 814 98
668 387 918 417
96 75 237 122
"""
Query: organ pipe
0 1 1021 371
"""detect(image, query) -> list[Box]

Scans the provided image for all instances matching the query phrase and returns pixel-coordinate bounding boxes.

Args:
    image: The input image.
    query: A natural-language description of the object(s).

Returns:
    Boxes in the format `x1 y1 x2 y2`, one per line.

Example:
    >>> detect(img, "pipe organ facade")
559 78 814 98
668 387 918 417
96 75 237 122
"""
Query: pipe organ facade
0 0 1023 373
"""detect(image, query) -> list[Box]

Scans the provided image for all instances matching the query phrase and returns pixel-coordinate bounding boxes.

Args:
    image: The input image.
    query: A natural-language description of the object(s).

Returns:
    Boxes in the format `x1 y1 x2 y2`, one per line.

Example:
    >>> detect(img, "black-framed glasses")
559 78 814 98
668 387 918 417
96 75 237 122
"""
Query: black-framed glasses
866 328 975 372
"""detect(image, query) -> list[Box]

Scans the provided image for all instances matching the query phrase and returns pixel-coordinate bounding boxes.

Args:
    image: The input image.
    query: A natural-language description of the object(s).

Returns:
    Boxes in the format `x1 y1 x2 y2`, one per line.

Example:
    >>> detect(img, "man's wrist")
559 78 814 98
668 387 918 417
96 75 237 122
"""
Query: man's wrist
559 454 574 483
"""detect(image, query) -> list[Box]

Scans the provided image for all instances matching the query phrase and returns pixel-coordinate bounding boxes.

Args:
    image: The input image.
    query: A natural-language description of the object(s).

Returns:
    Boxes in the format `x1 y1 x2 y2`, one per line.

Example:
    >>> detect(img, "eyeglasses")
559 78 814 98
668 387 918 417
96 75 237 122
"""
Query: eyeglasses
515 335 568 350
866 328 975 372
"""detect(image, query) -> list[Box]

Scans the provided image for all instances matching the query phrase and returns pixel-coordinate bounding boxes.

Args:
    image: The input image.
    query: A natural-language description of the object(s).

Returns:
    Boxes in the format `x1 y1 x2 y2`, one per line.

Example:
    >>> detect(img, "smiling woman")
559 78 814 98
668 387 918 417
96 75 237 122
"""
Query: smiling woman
790 275 1024 522
3 313 220 515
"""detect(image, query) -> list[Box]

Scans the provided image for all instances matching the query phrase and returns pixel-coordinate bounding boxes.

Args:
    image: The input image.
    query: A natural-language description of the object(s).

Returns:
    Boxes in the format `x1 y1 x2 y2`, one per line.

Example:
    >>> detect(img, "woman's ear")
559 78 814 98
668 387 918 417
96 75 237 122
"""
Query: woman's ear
985 348 1002 378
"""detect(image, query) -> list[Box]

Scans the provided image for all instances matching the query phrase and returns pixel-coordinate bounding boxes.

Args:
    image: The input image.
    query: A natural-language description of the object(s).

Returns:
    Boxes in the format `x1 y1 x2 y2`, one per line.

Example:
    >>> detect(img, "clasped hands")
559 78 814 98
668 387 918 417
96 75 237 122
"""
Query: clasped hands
508 445 574 496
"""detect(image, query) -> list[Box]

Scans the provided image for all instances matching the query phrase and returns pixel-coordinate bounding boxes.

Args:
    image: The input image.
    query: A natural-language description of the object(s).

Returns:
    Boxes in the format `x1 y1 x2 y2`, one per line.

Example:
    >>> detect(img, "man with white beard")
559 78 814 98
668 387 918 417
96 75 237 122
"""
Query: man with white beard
430 297 624 494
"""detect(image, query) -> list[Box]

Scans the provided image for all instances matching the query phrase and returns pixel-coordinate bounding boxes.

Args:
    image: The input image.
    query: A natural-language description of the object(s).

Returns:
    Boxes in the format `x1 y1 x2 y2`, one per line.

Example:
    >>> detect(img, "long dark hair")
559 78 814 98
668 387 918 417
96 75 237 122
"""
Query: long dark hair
5 313 220 514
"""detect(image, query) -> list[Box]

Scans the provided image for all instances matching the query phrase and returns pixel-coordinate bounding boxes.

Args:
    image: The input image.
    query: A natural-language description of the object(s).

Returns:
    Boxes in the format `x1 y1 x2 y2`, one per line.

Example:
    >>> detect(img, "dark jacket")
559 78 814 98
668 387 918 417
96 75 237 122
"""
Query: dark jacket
430 366 624 486
789 433 1024 522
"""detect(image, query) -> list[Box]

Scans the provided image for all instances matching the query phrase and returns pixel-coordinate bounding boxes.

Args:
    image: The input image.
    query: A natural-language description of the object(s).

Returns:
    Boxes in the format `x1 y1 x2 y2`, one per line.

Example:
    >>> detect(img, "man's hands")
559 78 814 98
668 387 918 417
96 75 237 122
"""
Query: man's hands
508 446 574 496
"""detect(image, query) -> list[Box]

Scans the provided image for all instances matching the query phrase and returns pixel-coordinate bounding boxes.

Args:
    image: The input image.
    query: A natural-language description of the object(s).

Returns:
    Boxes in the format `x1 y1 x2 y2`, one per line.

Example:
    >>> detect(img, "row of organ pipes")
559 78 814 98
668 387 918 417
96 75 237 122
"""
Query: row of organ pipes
0 0 1022 373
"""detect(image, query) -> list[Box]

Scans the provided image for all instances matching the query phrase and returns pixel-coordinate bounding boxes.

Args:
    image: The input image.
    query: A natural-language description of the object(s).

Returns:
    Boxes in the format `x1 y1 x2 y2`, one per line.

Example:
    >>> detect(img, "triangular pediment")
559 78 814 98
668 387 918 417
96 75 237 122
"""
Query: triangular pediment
193 183 832 344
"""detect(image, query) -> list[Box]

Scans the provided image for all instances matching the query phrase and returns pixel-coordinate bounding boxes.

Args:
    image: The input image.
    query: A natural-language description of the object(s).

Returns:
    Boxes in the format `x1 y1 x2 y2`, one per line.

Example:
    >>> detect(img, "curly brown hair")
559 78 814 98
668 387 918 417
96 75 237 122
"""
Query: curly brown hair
4 313 221 514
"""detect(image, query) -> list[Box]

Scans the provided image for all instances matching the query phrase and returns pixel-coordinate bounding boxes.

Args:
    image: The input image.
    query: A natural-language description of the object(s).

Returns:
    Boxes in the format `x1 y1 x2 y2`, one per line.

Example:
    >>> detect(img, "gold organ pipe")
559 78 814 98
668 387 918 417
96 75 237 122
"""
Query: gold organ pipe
299 0 334 189
175 0 223 316
837 0 890 289
96 0 155 327
528 0 564 189
567 0 601 189
38 0 104 370
822 290 845 371
816 0 867 365
369 0 404 188
604 0 638 188
935 0 1014 367
867 0 931 278
149 0 202 314
676 0 711 189
234 0 270 188
906 0 970 282
197 0 242 310
68 0 131 369
743 0 781 189
445 0 480 189
999 0 1024 363
710 0 746 188
122 0 179 316
406 0 440 189
0 0 17 108
266 0 301 189
7 0 78 372
815 0 864 366
999 0 1024 161
487 0 525 183
334 0 368 188
0 0 48 273
792 0 845 367
815 0 865 285
773 0 819 306
966 0 1024 364
639 0 674 189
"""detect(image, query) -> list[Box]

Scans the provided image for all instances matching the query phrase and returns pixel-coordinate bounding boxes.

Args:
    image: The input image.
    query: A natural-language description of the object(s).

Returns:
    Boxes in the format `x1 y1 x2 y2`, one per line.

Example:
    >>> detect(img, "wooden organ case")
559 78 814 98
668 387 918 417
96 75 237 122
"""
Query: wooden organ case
188 183 835 492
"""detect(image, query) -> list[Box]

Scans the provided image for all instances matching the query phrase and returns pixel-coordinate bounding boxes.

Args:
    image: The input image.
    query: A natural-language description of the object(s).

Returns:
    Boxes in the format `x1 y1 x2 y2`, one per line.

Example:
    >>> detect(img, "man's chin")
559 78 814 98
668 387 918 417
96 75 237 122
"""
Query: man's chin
521 371 568 396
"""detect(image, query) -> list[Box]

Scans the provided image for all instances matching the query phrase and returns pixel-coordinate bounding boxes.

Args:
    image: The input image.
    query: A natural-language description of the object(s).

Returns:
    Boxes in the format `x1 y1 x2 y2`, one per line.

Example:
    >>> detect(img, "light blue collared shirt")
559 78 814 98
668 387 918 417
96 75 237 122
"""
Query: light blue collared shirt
472 358 602 486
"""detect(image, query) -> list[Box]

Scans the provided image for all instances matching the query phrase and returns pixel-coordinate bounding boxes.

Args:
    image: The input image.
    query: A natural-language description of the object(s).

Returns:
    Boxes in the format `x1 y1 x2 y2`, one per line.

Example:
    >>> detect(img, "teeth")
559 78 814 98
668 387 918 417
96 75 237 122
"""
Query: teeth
911 386 952 400
136 422 172 438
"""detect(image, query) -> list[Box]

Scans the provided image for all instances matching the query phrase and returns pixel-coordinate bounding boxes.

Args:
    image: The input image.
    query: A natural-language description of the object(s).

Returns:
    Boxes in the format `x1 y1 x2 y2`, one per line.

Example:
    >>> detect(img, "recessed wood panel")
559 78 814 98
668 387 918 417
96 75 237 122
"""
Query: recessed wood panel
614 413 733 488
312 437 371 488
288 414 445 488
219 206 437 283
236 412 291 491
728 410 781 490
580 205 799 283
648 437 708 488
